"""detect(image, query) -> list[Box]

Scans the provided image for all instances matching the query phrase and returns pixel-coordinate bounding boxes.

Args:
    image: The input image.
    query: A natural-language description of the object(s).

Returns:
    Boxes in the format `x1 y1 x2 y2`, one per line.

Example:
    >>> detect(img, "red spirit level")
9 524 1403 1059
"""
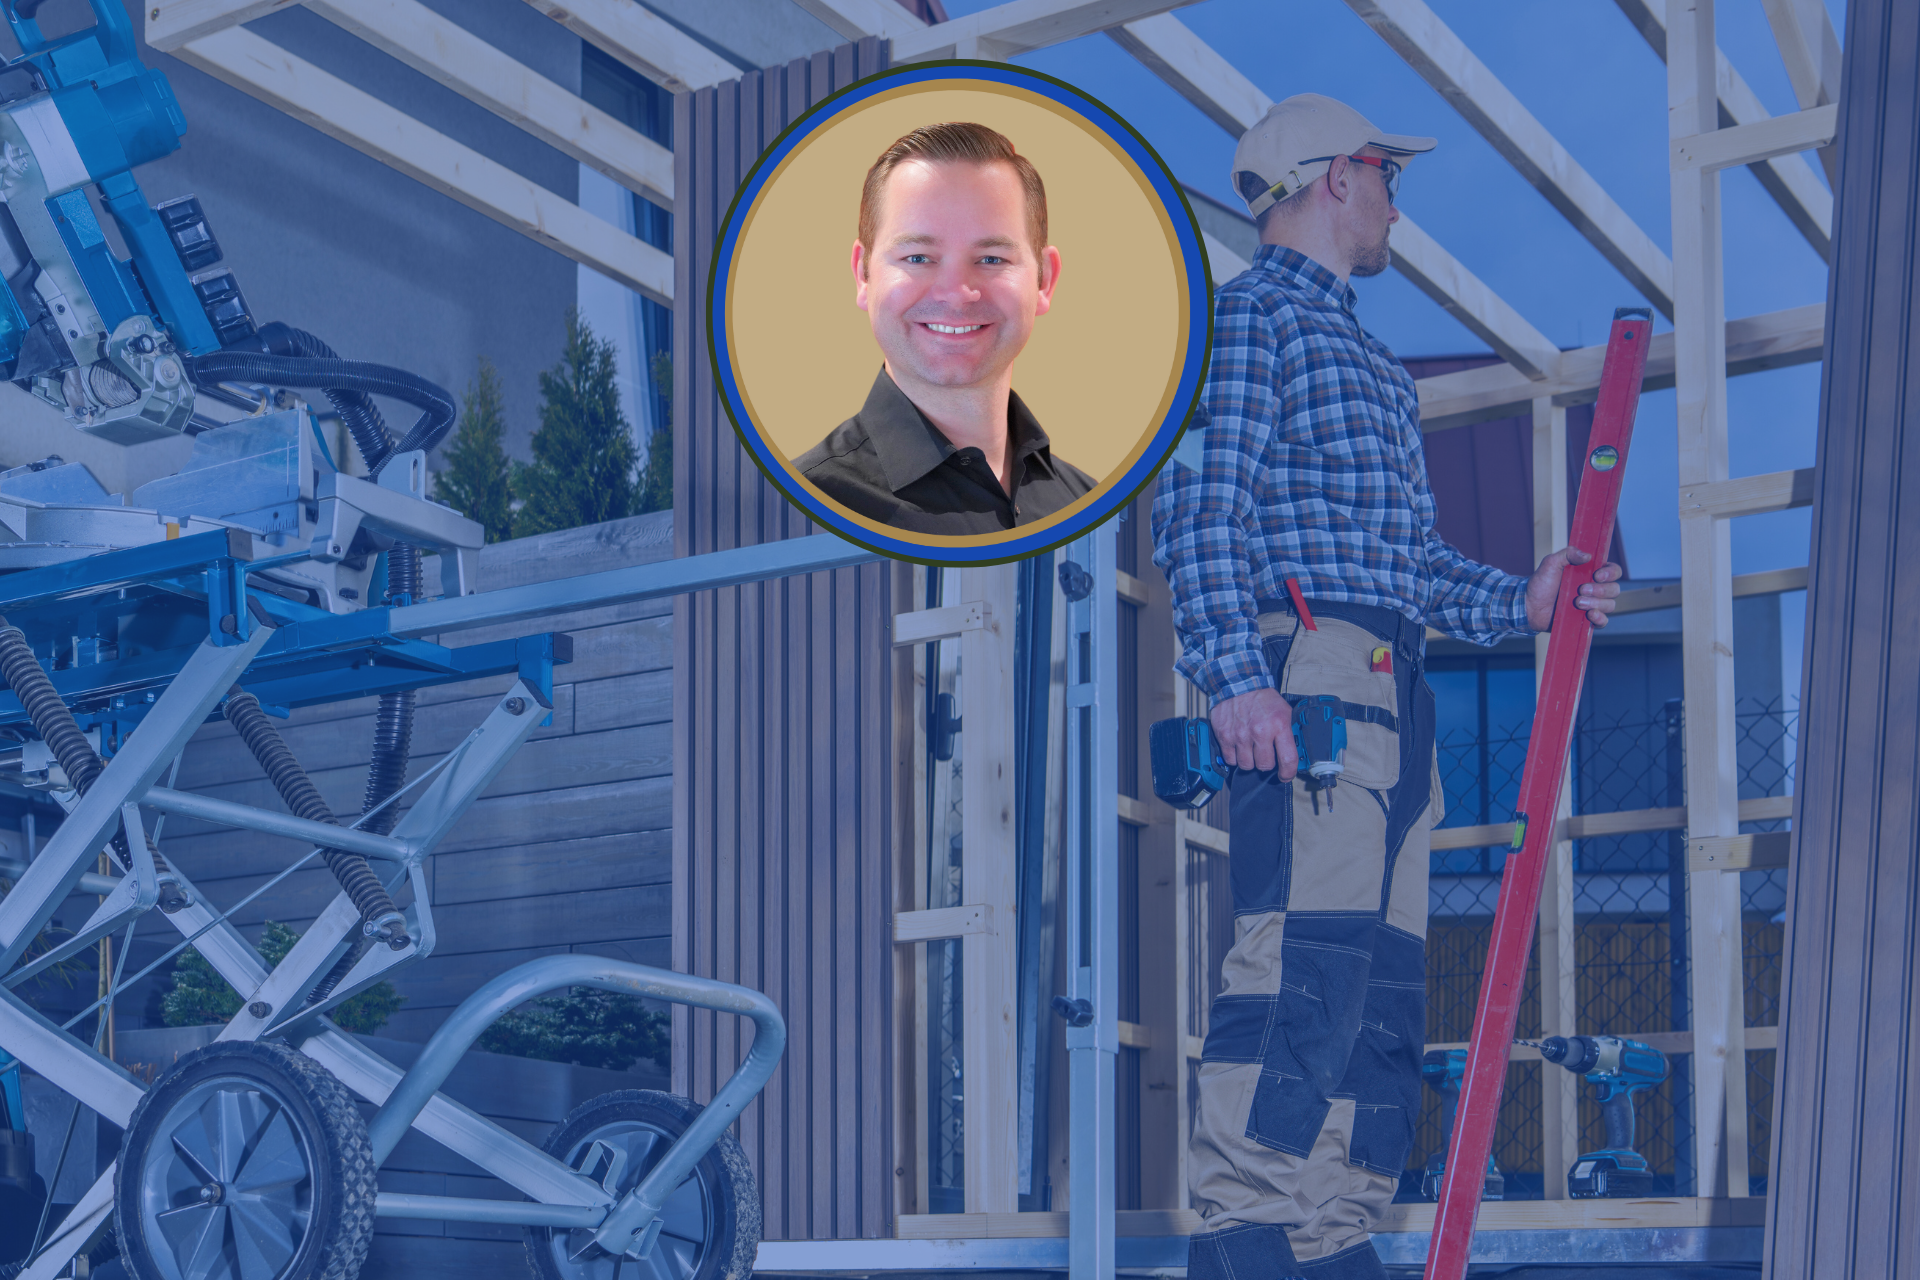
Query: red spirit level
1424 308 1655 1280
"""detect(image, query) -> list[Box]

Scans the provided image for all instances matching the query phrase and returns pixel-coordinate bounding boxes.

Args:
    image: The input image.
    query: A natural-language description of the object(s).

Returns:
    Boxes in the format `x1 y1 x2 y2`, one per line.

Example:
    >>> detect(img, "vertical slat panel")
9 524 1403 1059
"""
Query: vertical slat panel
1765 1 1920 1275
674 38 894 1242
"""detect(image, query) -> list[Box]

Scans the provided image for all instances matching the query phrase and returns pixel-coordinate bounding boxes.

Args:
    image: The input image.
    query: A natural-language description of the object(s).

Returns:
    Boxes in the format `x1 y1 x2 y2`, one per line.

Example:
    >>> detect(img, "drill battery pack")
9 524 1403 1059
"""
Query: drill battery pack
1149 716 1227 809
1568 1150 1655 1199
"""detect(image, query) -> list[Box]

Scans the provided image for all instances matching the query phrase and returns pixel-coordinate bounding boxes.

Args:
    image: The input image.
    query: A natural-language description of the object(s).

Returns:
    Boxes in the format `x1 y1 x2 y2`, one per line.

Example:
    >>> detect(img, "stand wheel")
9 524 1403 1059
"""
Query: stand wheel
525 1090 758 1280
114 1041 375 1280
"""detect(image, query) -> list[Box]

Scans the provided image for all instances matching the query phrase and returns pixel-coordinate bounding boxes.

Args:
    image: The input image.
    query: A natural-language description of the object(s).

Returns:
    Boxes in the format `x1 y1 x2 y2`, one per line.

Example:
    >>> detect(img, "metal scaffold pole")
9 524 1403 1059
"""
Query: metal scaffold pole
1063 529 1118 1280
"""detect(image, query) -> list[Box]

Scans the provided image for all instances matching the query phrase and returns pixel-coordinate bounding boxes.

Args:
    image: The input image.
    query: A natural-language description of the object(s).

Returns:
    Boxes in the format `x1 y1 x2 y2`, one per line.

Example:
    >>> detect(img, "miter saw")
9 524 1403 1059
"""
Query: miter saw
0 0 481 610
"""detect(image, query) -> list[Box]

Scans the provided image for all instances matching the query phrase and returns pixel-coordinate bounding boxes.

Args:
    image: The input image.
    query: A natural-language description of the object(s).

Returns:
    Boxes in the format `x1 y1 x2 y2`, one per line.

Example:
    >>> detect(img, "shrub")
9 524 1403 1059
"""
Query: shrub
163 920 403 1035
475 986 667 1072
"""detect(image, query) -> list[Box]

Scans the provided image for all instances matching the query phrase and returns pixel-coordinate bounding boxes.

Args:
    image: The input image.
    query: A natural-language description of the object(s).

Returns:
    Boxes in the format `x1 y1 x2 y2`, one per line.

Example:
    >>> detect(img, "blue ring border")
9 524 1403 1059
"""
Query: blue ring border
706 58 1213 567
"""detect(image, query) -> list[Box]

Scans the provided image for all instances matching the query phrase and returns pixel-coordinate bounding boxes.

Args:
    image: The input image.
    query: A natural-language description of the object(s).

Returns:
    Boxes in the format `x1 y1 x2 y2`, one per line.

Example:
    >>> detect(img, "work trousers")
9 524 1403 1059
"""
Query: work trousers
1187 603 1437 1280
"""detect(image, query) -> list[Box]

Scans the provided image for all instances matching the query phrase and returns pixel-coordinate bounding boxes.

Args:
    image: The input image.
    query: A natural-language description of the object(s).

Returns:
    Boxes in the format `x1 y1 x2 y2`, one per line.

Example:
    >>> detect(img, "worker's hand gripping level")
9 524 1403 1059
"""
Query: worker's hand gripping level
1424 309 1653 1280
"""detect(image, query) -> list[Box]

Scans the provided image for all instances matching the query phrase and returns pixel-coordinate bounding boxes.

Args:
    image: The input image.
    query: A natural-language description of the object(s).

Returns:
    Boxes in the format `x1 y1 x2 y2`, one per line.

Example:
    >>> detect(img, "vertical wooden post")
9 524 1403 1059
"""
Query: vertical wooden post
961 564 1020 1213
897 564 930 1224
1532 397 1580 1198
1668 0 1752 1199
1134 543 1183 1208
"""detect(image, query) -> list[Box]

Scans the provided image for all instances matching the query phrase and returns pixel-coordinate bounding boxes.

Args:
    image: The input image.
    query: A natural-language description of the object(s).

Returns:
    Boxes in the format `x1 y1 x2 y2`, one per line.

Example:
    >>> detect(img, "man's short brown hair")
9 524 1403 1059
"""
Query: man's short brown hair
858 122 1048 278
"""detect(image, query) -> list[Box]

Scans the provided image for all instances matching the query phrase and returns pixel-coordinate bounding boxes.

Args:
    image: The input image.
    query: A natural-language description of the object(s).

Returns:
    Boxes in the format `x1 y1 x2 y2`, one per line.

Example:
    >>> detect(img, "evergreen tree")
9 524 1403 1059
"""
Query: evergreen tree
163 921 403 1035
433 356 515 542
636 350 673 515
513 311 638 536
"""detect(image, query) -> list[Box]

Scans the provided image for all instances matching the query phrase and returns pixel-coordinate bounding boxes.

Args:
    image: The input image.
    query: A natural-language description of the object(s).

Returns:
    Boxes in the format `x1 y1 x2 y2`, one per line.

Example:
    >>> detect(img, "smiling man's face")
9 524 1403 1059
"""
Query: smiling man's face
852 158 1060 400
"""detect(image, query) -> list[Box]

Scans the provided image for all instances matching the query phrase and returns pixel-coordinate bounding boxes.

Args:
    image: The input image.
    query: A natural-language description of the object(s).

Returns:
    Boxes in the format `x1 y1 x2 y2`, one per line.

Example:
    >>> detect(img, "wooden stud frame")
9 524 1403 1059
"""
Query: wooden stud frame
156 0 1831 1240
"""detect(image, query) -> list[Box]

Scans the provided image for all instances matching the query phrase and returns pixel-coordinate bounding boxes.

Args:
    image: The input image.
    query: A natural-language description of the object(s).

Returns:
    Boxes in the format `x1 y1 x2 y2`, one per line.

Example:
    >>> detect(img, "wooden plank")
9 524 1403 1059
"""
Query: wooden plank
1106 15 1559 383
1200 229 1250 282
1176 816 1230 855
1761 0 1843 183
1107 12 1268 137
305 0 673 205
1417 303 1825 433
1689 831 1792 872
890 0 1198 62
1669 0 1750 1199
892 601 988 647
1614 565 1810 615
173 27 674 305
1132 524 1183 1208
171 722 670 830
959 565 1020 1213
1115 569 1151 607
570 669 672 734
146 0 291 50
1533 398 1579 1198
1613 0 1832 259
1345 0 1675 316
1117 1020 1153 1049
1679 467 1817 519
1431 821 1515 851
893 904 993 943
894 1195 1770 1238
1428 793 1790 850
792 0 928 40
1391 215 1561 380
1116 792 1157 827
176 775 674 874
518 0 739 92
1672 103 1839 174
430 829 672 906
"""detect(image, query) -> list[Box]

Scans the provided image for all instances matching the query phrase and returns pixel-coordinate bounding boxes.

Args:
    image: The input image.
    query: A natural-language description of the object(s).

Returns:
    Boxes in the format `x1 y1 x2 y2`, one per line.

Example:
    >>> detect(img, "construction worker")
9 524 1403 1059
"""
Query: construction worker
1151 93 1623 1279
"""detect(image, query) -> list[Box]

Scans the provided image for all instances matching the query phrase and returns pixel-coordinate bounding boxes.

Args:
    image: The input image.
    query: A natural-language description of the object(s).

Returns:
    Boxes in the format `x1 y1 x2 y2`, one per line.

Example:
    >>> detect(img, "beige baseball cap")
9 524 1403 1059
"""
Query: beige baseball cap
1232 93 1436 217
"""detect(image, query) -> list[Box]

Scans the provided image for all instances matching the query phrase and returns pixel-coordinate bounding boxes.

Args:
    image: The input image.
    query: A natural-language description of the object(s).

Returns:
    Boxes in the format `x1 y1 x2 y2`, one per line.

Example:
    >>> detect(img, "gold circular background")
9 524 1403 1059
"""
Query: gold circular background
727 78 1186 492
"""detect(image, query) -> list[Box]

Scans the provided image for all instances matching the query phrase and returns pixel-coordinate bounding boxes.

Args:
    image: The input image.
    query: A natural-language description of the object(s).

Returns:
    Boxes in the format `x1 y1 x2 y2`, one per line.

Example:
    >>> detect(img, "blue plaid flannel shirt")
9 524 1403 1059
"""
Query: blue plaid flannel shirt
1152 245 1534 704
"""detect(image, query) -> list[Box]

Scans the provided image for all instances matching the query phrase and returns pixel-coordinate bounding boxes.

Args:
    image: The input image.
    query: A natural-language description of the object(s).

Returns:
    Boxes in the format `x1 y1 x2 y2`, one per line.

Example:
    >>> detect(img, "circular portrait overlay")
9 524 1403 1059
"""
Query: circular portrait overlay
709 61 1210 566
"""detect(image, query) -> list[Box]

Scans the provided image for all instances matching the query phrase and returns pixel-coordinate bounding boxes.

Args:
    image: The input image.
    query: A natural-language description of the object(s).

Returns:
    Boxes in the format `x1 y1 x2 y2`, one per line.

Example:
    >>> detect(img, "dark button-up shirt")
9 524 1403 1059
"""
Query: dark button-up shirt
1151 245 1532 703
795 368 1095 534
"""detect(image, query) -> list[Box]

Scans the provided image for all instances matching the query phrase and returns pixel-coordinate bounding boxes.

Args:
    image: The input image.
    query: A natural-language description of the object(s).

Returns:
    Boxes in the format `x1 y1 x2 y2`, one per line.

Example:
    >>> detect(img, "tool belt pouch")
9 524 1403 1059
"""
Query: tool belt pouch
1275 616 1401 790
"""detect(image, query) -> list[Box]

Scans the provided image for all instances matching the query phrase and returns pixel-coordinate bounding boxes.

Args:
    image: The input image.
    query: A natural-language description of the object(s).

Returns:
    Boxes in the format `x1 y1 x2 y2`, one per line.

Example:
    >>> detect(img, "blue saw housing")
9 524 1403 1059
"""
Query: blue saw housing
0 0 218 362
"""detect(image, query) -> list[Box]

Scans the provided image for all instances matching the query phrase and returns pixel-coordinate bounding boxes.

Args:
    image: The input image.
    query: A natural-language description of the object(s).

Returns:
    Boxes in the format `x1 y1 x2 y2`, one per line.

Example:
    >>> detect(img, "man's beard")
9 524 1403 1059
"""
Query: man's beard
1352 226 1391 278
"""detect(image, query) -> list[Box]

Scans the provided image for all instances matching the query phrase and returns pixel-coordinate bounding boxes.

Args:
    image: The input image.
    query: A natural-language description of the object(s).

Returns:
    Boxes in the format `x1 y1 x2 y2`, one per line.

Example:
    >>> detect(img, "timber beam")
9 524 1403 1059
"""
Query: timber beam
1417 303 1825 433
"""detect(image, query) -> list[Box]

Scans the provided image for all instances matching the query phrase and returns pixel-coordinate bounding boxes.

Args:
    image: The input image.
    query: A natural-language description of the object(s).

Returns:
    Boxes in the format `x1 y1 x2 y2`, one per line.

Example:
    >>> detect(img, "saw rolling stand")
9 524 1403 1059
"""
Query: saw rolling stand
0 521 871 1280
0 3 870 1277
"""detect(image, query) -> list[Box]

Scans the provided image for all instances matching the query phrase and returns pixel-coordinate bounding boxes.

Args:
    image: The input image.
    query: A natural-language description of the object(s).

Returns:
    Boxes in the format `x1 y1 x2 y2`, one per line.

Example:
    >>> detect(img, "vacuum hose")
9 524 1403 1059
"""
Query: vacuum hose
0 622 187 911
185 324 456 473
223 688 409 950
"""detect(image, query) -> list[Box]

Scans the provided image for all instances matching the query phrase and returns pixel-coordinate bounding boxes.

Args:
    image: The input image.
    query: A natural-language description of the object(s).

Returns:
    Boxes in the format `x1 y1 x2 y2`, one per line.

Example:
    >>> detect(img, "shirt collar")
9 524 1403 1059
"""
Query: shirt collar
856 367 1058 494
1251 244 1358 314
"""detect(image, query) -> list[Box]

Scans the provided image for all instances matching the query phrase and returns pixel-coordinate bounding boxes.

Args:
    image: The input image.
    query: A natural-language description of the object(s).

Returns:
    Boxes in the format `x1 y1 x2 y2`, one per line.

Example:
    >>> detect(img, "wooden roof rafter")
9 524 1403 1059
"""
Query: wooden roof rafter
1341 0 1678 318
1613 0 1833 259
142 0 737 305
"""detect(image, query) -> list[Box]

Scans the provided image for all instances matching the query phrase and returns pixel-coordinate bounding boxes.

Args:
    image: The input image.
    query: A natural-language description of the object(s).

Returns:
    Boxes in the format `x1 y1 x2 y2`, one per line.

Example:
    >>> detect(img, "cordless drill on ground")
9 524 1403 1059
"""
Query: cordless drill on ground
1420 1049 1504 1202
1530 1034 1669 1198
1147 698 1349 809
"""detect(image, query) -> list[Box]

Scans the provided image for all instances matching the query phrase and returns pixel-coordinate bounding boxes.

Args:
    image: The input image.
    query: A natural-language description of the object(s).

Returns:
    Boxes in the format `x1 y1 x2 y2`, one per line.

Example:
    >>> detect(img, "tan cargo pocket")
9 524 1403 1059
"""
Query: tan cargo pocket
1278 617 1401 790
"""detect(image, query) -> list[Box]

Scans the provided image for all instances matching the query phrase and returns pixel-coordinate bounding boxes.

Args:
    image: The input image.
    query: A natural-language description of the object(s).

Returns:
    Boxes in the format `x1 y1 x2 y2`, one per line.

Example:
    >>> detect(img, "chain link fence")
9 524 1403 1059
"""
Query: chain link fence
1413 695 1796 1199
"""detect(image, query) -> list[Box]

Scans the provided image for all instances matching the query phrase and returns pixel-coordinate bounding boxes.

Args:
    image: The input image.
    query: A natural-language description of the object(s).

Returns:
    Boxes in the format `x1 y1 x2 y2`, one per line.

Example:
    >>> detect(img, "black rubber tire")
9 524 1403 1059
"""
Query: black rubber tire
524 1090 759 1280
114 1041 376 1280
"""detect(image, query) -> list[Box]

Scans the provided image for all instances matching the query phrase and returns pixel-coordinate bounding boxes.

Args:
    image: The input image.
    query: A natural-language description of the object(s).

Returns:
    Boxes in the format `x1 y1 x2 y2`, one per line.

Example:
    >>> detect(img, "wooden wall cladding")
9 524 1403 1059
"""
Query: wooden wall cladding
673 38 899 1242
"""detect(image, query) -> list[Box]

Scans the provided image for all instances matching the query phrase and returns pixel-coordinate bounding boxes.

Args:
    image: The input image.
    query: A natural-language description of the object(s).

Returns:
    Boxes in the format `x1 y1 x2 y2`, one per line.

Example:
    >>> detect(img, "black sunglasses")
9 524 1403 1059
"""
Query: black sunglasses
1303 153 1402 204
